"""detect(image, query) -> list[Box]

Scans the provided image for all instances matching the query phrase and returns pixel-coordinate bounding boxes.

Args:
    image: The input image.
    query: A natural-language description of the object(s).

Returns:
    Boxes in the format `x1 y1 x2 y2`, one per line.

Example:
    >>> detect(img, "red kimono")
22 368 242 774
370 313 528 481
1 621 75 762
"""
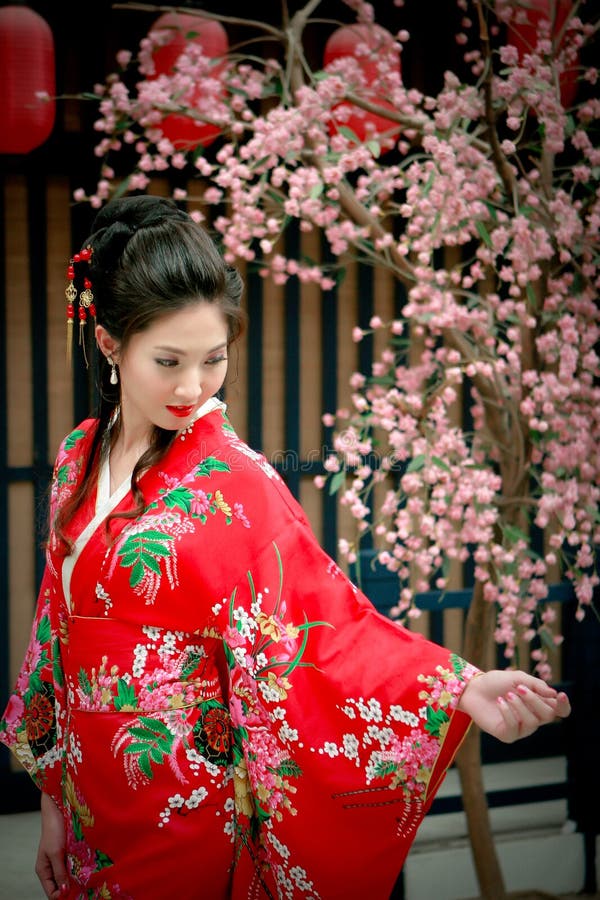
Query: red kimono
0 399 477 899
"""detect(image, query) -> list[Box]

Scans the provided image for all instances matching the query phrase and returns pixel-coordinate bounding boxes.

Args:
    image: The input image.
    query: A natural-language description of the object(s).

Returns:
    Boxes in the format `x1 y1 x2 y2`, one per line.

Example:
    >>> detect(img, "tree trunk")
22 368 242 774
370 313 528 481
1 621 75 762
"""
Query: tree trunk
455 580 508 900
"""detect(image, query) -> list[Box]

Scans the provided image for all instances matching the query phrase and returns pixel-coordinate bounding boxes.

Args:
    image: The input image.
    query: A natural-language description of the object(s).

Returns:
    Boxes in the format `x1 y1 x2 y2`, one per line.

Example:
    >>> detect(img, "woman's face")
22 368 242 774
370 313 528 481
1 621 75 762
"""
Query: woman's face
100 301 230 435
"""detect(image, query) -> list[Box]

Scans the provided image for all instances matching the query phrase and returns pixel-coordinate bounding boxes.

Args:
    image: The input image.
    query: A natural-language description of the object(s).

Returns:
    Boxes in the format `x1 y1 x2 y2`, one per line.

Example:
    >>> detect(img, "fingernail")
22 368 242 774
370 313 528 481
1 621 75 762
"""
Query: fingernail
497 696 506 705
507 691 517 701
60 884 68 896
516 684 528 695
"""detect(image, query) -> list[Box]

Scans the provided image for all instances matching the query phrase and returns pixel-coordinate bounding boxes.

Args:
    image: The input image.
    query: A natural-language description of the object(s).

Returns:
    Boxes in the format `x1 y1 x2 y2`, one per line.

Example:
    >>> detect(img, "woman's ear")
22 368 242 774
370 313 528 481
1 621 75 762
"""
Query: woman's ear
95 324 120 362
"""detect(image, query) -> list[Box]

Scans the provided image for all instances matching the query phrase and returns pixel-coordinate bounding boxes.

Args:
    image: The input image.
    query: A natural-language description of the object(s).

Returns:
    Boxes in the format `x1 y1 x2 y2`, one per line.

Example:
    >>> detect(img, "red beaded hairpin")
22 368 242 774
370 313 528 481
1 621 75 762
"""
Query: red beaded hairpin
65 246 96 366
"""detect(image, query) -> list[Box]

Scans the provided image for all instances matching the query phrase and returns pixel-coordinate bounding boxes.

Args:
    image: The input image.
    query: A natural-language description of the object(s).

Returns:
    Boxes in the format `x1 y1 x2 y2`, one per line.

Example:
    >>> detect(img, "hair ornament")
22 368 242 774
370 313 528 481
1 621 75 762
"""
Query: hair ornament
65 246 96 366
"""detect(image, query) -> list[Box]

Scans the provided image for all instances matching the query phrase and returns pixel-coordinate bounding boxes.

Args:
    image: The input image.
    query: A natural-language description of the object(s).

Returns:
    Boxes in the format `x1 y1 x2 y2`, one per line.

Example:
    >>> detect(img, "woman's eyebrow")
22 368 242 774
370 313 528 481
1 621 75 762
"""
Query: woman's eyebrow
153 342 228 354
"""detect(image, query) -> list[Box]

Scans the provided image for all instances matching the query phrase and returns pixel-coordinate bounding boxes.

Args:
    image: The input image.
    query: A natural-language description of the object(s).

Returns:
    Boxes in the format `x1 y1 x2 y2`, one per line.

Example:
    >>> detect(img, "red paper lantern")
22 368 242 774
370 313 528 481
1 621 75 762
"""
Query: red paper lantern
146 12 228 150
0 5 55 154
323 24 401 149
507 0 578 108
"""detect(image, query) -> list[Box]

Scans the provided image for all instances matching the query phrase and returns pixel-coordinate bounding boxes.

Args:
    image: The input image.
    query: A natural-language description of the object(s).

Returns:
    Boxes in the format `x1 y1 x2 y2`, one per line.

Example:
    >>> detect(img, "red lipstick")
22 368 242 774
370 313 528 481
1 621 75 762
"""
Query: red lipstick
167 405 194 418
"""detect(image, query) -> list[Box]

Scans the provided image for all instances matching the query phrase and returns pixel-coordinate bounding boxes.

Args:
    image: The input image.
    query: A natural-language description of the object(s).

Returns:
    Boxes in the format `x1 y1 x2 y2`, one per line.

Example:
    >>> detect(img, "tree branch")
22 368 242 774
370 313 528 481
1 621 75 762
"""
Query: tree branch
111 2 284 39
473 0 517 202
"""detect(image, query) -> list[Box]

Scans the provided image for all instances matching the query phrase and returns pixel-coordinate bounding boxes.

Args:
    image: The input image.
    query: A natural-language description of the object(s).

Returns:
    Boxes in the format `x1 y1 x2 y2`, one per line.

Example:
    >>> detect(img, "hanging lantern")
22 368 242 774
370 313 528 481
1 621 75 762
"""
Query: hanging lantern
0 5 55 154
507 0 578 108
146 12 228 150
323 24 401 150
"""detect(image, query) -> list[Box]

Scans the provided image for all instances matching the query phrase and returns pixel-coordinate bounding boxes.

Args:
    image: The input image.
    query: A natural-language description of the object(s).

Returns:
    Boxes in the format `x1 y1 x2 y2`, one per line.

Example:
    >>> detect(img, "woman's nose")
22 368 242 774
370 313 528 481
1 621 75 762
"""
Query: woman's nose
173 370 202 401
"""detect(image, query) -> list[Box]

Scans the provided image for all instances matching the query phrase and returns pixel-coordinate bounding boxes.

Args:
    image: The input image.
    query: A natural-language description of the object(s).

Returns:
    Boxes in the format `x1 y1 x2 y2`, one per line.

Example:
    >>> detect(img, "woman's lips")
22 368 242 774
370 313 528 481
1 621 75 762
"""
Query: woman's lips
167 405 194 418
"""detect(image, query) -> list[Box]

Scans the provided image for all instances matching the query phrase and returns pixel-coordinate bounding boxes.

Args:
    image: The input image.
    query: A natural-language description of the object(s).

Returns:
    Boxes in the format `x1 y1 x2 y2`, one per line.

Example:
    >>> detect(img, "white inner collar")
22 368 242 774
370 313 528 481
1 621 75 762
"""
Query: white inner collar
62 395 226 609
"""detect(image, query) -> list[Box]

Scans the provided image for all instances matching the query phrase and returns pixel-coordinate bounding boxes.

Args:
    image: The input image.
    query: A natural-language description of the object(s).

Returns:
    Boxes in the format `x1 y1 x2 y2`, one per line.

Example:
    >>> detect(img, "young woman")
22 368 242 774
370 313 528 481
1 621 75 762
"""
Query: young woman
0 196 570 900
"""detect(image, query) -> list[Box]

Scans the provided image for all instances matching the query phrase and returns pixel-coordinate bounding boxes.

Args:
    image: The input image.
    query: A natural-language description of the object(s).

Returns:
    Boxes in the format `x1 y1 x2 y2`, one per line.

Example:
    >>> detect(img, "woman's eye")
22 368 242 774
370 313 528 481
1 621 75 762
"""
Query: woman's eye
207 355 228 366
156 358 178 368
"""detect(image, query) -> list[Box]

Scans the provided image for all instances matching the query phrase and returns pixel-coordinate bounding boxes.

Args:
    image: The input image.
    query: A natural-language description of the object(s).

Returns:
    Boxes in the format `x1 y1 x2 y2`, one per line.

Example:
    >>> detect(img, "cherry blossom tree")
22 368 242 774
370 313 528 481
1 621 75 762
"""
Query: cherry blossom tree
73 1 599 895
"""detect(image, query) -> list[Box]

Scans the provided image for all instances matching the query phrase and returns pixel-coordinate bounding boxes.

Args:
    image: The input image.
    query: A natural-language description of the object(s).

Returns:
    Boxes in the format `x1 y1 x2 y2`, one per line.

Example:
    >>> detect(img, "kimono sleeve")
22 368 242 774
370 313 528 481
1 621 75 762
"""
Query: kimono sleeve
210 517 479 898
0 425 91 806
0 567 65 805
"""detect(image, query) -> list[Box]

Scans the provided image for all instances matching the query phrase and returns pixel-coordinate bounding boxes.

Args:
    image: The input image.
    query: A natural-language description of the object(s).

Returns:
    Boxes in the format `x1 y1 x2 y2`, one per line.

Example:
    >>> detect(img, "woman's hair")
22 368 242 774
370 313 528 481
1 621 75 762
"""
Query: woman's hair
54 195 246 553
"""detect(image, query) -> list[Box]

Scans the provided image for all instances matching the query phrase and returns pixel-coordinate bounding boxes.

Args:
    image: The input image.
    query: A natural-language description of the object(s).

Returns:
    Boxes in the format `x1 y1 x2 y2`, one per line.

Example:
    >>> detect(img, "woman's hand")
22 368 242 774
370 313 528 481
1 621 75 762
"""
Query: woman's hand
36 792 69 899
457 669 571 743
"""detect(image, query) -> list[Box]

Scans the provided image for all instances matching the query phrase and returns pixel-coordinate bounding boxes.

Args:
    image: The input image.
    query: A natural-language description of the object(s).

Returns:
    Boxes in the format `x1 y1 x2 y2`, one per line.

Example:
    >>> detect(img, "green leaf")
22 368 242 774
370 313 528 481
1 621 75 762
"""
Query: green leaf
94 850 114 870
162 486 195 512
119 552 139 567
72 815 84 842
130 560 145 587
52 637 64 687
36 615 51 646
484 201 499 223
406 454 425 473
140 541 171 556
475 220 493 249
181 650 204 679
424 706 449 737
328 469 346 496
450 653 467 678
223 641 236 670
539 627 558 652
124 741 154 754
156 735 174 754
78 668 93 697
149 745 164 764
372 759 398 778
114 678 137 711
140 553 162 575
276 758 303 778
64 429 87 450
138 716 172 737
432 456 451 472
56 464 71 486
502 523 529 545
138 753 153 779
195 456 231 477
339 125 362 143
526 282 537 308
127 725 157 741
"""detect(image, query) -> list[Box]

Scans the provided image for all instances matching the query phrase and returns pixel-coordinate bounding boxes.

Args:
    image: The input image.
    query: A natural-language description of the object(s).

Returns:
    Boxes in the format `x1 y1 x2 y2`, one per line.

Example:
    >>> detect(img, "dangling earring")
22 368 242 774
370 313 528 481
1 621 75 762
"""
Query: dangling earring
109 357 119 385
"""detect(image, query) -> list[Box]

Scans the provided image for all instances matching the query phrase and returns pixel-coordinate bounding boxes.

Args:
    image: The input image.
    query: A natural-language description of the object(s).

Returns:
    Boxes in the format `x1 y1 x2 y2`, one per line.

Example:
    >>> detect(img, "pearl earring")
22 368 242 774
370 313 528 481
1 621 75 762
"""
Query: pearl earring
109 357 119 385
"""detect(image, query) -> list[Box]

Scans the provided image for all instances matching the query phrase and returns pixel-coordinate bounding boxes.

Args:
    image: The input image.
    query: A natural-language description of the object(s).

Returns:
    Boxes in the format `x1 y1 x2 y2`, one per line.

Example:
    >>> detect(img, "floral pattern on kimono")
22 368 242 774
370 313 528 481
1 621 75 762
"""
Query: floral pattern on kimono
1 404 478 900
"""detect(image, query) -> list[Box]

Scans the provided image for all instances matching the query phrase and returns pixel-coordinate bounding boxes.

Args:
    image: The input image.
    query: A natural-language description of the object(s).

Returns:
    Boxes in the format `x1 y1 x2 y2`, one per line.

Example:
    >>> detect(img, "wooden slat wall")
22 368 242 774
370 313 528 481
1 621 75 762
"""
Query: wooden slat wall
1 168 566 790
0 172 401 720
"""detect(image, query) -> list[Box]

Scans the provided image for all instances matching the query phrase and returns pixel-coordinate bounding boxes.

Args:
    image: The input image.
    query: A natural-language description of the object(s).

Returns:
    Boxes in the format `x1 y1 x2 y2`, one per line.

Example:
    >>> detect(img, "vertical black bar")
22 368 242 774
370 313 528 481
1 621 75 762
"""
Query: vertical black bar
0 171 9 774
283 224 300 498
357 263 374 375
246 262 263 452
461 370 476 590
393 275 407 320
27 170 50 590
321 238 338 558
72 312 91 424
430 610 444 646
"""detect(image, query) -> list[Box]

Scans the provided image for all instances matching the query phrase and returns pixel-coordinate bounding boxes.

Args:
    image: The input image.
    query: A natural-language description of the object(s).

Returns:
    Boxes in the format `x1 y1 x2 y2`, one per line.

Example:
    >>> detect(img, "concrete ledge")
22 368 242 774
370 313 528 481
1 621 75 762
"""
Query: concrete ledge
404 829 589 900
403 756 589 900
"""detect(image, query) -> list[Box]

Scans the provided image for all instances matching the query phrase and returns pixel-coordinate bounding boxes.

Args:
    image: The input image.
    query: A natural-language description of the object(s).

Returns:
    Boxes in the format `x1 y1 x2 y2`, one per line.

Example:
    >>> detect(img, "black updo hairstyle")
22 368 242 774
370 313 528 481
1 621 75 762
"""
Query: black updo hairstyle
54 195 246 553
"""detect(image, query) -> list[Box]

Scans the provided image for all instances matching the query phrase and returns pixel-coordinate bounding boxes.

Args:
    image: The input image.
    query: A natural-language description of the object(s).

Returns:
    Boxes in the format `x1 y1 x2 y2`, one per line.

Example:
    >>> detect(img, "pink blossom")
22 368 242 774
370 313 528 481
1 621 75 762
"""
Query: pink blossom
70 3 598 677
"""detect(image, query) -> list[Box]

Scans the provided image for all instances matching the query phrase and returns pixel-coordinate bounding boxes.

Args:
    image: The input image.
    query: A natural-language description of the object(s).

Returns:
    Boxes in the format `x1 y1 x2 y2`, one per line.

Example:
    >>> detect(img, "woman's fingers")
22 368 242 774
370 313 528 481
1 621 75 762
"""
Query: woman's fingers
500 684 568 740
460 669 571 743
496 695 520 742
